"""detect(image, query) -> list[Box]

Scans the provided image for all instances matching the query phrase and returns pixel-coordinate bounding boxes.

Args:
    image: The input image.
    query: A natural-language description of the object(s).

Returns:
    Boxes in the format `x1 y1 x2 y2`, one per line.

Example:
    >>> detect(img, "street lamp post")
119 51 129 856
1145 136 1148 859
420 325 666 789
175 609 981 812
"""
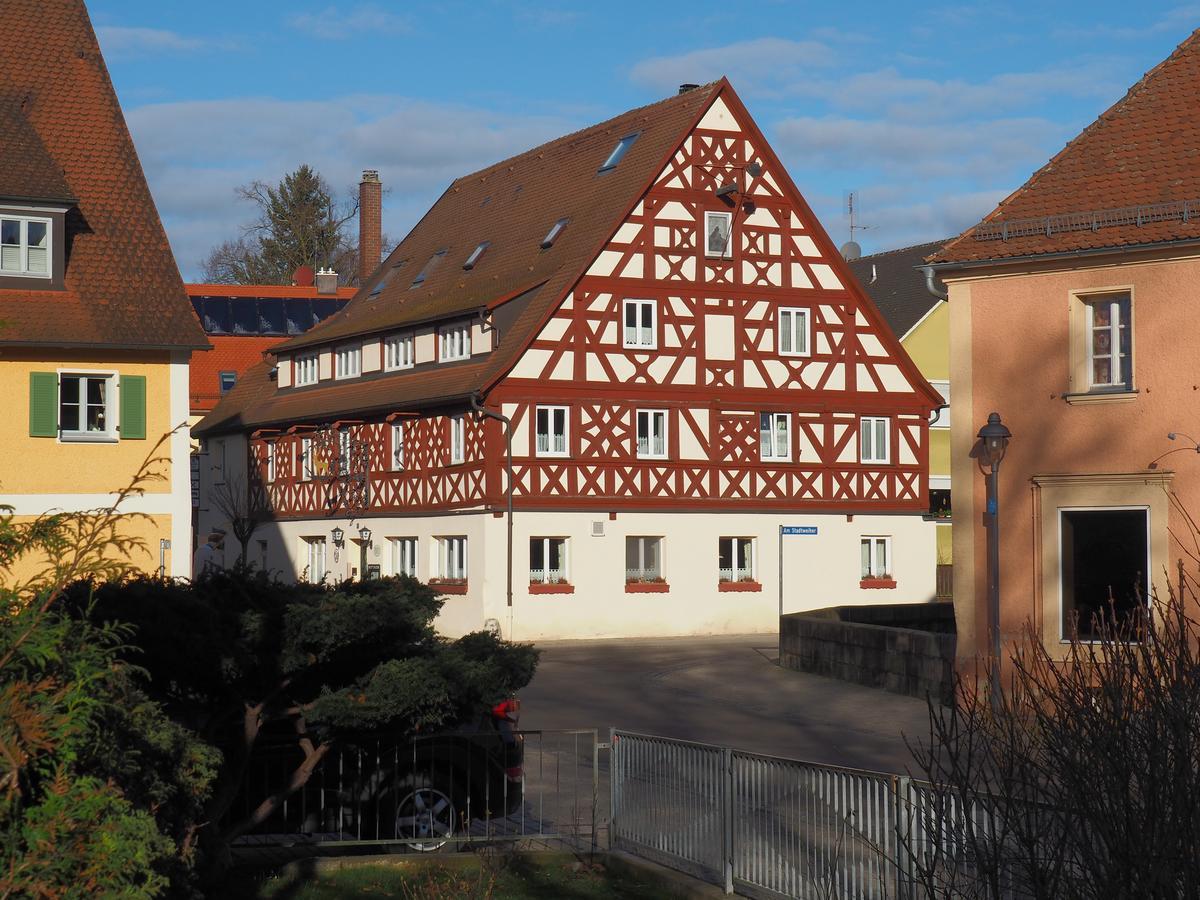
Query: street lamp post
977 412 1012 710
358 526 372 580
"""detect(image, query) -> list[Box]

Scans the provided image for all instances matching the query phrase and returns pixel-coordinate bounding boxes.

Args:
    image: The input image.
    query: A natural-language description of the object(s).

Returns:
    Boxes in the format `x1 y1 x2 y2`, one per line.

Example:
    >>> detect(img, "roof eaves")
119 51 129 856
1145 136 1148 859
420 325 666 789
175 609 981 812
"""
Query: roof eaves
927 235 1200 272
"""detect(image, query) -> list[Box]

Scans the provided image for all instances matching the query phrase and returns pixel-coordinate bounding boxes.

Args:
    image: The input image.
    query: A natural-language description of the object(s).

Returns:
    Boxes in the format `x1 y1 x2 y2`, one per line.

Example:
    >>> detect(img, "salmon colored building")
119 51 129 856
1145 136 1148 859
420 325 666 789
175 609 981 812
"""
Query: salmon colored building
929 29 1200 672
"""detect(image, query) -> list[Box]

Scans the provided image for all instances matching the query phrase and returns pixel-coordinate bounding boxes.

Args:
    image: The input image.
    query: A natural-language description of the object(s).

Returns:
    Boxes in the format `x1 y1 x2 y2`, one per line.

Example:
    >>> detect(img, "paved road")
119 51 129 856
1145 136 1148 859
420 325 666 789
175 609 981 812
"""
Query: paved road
519 634 934 775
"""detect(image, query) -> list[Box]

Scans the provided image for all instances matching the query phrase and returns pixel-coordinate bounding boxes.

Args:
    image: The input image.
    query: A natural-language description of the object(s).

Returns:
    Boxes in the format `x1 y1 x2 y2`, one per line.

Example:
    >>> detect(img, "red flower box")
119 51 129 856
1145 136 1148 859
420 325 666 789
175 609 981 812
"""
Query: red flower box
528 582 575 594
625 581 670 593
430 580 468 595
719 580 763 592
860 577 897 590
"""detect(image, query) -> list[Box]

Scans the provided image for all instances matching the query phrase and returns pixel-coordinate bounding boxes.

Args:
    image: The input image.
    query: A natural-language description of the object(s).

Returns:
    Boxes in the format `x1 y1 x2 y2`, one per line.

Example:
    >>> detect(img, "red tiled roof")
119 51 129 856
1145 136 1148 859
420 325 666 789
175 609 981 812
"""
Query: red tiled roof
932 29 1200 265
190 335 287 414
0 0 208 350
196 83 722 436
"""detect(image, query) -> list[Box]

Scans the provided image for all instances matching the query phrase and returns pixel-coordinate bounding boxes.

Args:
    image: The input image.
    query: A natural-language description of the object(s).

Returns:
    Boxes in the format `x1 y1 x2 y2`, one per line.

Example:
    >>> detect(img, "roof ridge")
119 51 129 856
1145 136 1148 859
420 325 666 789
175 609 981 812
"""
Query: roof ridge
853 239 951 261
451 82 721 187
939 27 1200 260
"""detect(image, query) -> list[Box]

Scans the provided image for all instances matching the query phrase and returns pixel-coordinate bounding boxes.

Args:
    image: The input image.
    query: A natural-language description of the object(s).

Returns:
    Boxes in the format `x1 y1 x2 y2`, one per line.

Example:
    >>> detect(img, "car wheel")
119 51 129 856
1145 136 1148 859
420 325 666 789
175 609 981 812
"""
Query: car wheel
394 775 459 852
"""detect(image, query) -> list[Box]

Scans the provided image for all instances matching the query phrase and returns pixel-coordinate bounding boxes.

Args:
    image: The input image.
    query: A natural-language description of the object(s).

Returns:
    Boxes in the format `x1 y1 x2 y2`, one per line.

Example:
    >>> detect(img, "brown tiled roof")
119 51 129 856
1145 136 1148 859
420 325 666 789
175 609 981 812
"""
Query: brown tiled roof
190 335 287 414
196 83 721 436
846 242 947 339
0 0 208 350
0 98 73 203
185 283 358 300
932 29 1200 265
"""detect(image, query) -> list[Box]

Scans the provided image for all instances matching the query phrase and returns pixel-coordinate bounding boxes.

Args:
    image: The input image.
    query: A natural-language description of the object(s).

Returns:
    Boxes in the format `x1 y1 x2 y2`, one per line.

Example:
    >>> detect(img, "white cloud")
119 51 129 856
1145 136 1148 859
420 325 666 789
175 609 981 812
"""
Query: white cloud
287 4 411 40
125 95 576 278
629 38 838 94
95 26 226 59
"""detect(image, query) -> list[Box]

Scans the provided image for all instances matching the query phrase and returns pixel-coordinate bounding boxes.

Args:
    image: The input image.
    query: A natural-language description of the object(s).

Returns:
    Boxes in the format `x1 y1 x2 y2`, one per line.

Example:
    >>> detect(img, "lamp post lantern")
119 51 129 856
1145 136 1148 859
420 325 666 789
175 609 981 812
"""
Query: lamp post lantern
357 526 372 580
977 412 1011 709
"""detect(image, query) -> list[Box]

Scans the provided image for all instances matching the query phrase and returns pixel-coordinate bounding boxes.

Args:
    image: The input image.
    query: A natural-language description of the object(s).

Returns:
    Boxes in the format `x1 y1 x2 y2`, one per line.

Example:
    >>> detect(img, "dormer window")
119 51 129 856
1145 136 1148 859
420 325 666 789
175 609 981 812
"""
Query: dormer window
463 241 490 270
294 352 319 386
411 249 446 287
0 215 51 277
334 344 361 379
439 322 471 362
599 133 639 172
540 218 568 249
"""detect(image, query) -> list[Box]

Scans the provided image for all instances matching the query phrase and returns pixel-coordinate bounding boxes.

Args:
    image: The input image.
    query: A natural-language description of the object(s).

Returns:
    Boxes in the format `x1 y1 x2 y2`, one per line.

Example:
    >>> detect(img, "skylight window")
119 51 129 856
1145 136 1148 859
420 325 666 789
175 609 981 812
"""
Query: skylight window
368 276 388 298
540 218 569 250
411 249 447 287
599 132 640 172
463 241 490 270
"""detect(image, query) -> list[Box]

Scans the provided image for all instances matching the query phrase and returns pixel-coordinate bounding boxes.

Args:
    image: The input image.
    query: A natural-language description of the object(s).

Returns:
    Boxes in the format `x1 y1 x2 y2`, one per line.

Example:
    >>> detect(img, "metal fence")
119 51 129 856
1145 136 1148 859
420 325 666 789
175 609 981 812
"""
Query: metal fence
610 730 1001 900
226 728 601 857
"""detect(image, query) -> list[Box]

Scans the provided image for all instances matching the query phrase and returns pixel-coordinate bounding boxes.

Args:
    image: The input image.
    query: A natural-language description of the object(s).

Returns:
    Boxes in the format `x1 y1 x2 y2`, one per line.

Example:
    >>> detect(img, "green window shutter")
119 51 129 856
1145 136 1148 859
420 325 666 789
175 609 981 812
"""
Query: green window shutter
119 374 147 440
28 372 58 437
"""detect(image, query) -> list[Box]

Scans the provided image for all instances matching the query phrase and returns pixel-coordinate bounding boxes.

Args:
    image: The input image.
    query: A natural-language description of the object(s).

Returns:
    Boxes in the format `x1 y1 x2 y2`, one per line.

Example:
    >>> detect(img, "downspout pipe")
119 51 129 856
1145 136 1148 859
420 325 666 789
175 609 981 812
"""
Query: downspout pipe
471 393 513 618
921 265 948 300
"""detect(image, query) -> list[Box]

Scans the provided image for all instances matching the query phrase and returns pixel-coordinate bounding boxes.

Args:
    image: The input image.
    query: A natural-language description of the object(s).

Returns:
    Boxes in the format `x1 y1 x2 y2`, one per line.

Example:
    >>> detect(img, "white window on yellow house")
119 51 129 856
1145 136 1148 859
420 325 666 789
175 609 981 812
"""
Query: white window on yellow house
27 371 146 442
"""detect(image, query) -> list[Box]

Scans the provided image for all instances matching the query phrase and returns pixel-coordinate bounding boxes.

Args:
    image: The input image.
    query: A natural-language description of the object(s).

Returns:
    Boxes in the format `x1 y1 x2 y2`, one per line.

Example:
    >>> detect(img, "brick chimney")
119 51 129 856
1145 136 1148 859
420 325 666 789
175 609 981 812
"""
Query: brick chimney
358 169 382 285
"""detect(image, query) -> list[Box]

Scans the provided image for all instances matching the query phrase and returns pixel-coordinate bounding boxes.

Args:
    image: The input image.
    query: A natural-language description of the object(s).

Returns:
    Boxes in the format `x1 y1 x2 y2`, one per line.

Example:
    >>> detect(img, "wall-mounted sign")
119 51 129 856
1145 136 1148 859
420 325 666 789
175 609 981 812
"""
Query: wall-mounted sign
781 526 818 536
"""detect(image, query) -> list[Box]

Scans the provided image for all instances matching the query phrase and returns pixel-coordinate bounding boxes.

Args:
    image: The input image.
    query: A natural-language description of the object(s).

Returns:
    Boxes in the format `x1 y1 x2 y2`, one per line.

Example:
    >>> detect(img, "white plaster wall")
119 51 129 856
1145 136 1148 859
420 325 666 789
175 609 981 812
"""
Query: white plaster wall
362 338 382 373
414 326 435 365
239 509 935 643
276 357 292 388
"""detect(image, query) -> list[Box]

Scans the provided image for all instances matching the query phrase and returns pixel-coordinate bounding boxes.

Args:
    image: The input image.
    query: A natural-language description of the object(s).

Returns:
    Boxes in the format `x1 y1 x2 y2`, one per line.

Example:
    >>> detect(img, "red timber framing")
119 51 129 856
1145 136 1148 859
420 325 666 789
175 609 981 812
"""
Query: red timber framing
243 82 938 521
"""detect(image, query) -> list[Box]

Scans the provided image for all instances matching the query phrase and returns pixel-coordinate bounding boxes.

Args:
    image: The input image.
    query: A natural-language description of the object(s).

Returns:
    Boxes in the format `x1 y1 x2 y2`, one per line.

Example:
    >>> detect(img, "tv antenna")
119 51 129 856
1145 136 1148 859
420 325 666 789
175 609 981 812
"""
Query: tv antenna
845 191 873 243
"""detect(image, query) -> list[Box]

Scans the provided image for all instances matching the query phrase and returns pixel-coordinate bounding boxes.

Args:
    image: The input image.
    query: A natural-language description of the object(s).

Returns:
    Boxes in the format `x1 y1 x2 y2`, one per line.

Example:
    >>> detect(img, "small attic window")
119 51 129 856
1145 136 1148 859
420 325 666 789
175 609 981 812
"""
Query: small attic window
463 241 490 270
411 249 447 287
368 276 389 298
541 218 569 250
599 132 640 172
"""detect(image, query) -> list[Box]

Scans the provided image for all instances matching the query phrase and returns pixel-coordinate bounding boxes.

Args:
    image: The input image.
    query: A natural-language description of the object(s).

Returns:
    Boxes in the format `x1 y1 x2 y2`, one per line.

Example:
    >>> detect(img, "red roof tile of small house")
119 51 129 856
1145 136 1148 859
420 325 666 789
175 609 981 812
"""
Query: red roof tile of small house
932 29 1200 266
0 0 208 350
190 335 287 414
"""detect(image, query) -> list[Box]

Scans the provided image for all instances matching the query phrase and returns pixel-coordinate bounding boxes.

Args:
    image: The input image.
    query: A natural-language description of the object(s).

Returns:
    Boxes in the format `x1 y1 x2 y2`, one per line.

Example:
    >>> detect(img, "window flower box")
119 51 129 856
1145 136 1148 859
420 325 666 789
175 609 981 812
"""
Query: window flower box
429 578 468 595
860 577 897 589
529 582 575 594
719 580 762 592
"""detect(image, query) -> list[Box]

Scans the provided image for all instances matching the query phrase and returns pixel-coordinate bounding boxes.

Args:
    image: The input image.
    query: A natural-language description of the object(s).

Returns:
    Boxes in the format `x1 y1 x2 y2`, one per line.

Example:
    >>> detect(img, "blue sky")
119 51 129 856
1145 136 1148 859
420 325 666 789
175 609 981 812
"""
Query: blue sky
89 1 1199 279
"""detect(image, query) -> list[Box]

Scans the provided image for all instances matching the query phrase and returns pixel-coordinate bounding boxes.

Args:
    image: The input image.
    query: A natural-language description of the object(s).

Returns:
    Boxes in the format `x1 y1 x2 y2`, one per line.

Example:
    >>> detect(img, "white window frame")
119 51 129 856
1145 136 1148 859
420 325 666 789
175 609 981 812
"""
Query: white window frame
439 323 471 362
704 210 733 259
636 409 668 459
384 333 415 371
719 537 756 583
860 416 890 464
299 437 314 482
778 307 810 357
57 369 118 443
1084 294 1132 391
860 536 892 579
436 535 468 581
622 298 657 350
625 536 663 582
449 414 465 465
530 537 569 584
390 422 405 470
535 405 569 458
294 352 319 386
303 536 328 583
390 536 418 578
266 441 276 483
337 427 352 472
759 412 791 462
1056 505 1150 643
334 344 361 380
929 380 951 429
0 213 52 278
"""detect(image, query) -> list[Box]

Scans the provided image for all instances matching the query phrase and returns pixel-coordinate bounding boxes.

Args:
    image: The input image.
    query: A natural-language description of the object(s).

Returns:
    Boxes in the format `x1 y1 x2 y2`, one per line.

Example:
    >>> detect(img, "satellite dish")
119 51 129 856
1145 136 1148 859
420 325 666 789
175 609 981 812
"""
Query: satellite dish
292 265 315 287
840 241 862 261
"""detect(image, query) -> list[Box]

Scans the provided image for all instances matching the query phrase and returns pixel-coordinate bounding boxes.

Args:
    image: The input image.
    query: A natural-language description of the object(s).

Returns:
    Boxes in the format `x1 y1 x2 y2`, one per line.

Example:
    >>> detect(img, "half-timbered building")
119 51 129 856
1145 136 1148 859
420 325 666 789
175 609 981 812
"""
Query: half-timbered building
194 80 941 639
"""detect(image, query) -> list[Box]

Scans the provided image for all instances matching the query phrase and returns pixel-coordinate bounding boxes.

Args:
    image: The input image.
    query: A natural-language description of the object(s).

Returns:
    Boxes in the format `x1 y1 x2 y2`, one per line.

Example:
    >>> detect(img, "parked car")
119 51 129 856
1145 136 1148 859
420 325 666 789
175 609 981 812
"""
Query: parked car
228 698 524 851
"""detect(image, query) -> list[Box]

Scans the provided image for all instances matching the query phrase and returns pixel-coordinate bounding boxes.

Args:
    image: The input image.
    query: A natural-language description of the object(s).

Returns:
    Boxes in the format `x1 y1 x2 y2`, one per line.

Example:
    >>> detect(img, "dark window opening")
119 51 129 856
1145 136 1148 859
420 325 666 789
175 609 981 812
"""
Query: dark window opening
929 489 951 518
311 297 337 322
1061 508 1148 640
218 371 237 394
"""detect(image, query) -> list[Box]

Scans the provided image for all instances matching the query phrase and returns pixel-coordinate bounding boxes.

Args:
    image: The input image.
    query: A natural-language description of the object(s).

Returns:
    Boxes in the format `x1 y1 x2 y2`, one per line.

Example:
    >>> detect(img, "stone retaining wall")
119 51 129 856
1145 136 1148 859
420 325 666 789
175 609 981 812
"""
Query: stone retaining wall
779 602 956 704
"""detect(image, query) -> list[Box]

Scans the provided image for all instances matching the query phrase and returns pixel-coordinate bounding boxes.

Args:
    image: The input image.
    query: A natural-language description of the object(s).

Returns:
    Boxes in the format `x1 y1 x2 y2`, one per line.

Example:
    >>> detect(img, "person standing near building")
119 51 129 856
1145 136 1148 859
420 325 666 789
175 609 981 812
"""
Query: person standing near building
192 529 225 580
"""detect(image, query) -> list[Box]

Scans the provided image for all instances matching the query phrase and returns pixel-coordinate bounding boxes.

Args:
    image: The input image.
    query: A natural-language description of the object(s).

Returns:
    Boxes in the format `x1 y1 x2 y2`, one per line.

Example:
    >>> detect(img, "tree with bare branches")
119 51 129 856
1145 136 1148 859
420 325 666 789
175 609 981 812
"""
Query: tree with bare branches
207 473 269 568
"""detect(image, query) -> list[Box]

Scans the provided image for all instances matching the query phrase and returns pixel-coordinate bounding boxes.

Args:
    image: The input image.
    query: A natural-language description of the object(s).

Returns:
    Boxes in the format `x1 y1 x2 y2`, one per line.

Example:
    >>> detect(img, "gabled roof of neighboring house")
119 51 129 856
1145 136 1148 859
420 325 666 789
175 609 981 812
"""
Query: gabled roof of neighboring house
932 28 1200 266
185 283 358 300
845 241 947 340
190 336 288 414
195 82 723 436
0 0 208 350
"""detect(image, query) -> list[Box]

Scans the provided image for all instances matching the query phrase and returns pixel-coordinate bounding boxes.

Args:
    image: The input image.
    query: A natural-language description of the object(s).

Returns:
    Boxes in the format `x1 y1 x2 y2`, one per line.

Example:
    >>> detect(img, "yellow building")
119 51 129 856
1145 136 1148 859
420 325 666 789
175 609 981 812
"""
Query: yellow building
848 242 951 574
0 0 208 579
